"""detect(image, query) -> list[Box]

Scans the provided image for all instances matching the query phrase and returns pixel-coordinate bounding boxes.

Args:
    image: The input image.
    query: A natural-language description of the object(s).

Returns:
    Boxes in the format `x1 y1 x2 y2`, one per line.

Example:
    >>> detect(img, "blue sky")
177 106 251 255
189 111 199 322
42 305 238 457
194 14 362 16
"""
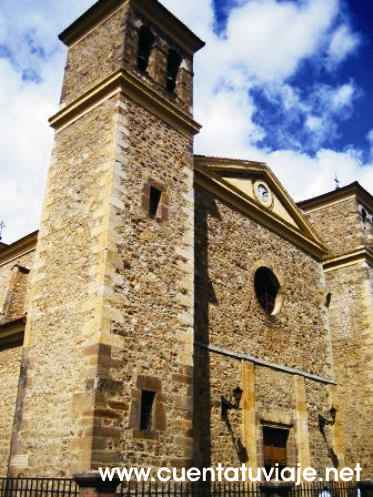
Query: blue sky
207 0 373 157
332 0 373 156
0 0 372 242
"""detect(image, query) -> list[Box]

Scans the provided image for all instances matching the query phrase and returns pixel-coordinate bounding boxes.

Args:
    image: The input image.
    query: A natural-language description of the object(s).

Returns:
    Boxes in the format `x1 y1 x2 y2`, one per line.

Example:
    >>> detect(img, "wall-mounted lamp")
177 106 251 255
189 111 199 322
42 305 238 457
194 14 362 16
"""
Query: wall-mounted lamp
221 387 243 420
319 407 337 431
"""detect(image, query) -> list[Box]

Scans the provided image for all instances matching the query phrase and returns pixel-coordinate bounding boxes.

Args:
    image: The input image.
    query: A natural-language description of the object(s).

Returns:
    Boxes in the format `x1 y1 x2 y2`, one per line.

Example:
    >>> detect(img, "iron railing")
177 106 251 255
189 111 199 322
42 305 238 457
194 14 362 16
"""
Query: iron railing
119 482 260 497
0 478 358 497
118 482 358 497
0 478 79 497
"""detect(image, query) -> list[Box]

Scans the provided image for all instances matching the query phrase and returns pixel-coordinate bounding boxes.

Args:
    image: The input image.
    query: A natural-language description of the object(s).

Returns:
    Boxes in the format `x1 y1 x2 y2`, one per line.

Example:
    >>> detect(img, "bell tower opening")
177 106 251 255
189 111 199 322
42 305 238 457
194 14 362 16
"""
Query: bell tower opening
166 48 182 93
137 26 155 73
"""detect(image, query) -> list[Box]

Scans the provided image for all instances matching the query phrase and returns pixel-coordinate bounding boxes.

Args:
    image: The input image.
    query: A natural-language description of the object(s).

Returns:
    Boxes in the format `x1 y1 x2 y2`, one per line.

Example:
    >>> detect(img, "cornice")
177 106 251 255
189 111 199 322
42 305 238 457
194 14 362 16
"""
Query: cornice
59 0 205 55
194 167 328 261
59 0 125 46
0 317 25 350
0 231 38 267
299 182 373 213
49 69 202 137
300 195 356 214
195 154 267 168
195 155 326 249
323 247 373 272
131 0 205 55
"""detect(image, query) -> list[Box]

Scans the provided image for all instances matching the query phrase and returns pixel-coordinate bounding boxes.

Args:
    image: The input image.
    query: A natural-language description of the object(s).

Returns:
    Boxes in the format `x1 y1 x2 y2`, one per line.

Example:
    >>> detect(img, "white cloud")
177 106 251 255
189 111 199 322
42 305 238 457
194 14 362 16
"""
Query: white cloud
161 0 214 40
224 0 338 83
327 24 360 67
294 82 358 148
305 115 324 133
267 148 373 202
367 129 373 145
0 55 61 242
0 0 96 243
330 82 356 110
367 129 373 159
0 0 371 244
196 86 265 158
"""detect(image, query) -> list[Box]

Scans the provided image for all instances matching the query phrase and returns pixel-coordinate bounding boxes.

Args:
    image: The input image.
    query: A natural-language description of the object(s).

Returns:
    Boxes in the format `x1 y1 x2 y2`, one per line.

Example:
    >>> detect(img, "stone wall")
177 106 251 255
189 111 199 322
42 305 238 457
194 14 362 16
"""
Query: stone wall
304 380 333 472
304 197 364 257
325 261 373 477
360 203 373 249
7 97 120 476
61 2 194 114
194 351 243 467
304 196 373 476
86 93 195 470
0 251 34 321
0 345 22 476
8 0 199 474
9 70 195 476
123 8 194 114
194 186 334 471
61 4 129 105
0 249 34 476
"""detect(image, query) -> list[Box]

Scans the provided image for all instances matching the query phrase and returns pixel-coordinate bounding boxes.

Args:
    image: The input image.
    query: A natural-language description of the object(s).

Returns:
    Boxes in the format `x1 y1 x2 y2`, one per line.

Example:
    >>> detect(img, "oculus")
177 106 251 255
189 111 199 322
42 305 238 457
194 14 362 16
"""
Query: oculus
254 267 283 316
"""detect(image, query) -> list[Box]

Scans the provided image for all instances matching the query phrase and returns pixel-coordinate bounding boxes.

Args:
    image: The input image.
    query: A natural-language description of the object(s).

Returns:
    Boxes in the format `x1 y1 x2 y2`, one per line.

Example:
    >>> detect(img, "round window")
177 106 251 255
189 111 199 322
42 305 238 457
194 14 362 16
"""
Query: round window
254 267 282 316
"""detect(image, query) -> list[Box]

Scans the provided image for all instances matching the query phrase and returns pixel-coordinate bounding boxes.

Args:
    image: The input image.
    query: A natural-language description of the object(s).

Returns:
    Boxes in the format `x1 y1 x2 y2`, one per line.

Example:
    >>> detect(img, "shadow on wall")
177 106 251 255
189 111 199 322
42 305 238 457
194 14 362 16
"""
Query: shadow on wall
319 410 340 469
223 412 248 464
193 189 248 468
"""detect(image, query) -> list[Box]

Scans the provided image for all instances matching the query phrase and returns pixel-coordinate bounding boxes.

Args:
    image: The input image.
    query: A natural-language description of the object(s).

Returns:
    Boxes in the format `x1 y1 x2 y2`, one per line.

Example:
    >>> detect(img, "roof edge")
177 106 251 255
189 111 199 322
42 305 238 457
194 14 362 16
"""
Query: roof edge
298 182 373 211
59 0 205 53
194 159 328 261
0 231 38 264
195 154 267 168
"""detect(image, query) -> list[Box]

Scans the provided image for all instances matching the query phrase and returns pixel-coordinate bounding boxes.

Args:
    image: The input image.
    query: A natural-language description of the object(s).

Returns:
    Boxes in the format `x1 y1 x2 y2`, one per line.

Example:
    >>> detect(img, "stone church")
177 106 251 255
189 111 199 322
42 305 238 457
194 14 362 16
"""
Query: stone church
0 0 372 480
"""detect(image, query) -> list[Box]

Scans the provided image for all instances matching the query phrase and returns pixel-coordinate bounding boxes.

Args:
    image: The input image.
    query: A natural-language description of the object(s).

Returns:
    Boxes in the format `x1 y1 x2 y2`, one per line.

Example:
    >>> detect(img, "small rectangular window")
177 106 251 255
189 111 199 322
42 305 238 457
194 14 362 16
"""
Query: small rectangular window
140 390 156 432
149 186 162 218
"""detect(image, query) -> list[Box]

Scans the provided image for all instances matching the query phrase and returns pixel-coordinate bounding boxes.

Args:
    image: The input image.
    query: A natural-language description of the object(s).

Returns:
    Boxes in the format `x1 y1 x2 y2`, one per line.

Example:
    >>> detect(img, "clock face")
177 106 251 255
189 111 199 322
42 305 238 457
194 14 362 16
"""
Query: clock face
255 182 273 208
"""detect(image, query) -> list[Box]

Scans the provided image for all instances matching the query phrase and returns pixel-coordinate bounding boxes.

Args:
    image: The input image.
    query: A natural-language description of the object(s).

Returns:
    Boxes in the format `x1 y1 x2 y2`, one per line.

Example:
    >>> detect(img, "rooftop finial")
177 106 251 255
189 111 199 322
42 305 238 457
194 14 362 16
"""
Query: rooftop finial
334 174 341 190
0 220 5 241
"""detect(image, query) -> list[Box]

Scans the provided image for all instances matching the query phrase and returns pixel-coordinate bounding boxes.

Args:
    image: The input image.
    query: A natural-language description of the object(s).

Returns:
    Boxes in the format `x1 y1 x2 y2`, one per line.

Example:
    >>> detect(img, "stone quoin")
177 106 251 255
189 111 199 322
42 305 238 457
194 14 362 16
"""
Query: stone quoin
0 0 372 480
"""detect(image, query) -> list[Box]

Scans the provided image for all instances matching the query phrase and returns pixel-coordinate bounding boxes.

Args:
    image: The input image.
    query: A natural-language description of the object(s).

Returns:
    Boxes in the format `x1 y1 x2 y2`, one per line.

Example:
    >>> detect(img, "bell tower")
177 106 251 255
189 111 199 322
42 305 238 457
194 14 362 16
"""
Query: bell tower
9 0 204 476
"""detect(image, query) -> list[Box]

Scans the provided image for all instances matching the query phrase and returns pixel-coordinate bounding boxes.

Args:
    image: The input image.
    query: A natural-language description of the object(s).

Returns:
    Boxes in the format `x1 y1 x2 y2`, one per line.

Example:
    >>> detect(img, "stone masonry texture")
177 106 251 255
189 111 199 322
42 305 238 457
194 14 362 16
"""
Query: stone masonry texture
305 197 364 257
7 98 121 476
4 0 195 476
0 345 22 476
0 0 372 481
0 249 34 476
194 187 334 473
305 197 373 478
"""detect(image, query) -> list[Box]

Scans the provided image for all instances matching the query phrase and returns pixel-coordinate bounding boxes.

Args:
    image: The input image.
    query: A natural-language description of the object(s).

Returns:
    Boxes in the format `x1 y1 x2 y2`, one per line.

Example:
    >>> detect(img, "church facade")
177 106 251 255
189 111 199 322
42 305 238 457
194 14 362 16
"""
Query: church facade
0 0 372 480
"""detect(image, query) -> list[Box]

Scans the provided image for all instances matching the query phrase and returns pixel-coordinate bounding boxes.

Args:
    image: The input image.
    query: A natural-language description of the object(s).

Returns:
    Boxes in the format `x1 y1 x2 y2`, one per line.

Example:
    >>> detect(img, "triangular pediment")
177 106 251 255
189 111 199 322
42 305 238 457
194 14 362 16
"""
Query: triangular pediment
222 174 299 229
194 155 328 260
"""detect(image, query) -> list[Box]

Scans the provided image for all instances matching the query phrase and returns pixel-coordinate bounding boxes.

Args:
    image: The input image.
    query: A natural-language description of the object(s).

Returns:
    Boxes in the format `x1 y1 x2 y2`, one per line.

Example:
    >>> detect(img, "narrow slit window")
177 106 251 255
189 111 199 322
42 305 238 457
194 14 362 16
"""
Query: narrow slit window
137 26 155 73
361 208 367 223
166 49 182 93
140 390 156 432
149 186 162 218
